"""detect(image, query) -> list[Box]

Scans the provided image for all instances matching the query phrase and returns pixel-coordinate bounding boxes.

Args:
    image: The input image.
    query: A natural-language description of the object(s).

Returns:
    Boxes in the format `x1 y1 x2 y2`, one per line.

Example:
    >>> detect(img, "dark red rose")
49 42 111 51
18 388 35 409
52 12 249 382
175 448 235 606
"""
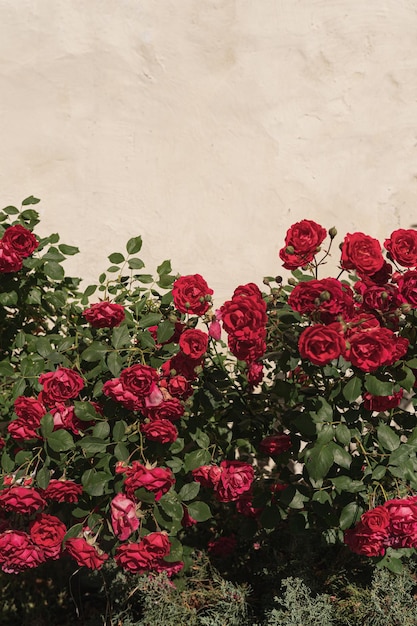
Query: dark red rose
259 434 292 456
65 537 108 570
279 220 327 269
8 417 40 441
0 242 22 272
396 270 417 306
102 378 143 410
228 329 266 363
115 532 171 573
166 375 193 399
0 486 46 514
192 465 222 489
235 492 263 518
0 530 43 573
14 396 46 421
355 282 402 318
50 403 88 435
83 301 125 328
298 323 346 366
208 535 237 557
363 389 403 412
215 460 254 503
233 283 263 299
383 497 417 548
119 364 159 398
347 327 408 372
29 513 66 560
124 462 175 501
247 362 264 387
43 479 83 503
161 351 202 381
344 524 386 557
2 224 39 258
221 294 267 335
140 419 178 444
181 505 198 528
384 229 417 267
360 506 390 534
172 274 213 316
38 367 84 405
179 328 208 360
143 397 184 422
288 278 355 323
340 232 384 276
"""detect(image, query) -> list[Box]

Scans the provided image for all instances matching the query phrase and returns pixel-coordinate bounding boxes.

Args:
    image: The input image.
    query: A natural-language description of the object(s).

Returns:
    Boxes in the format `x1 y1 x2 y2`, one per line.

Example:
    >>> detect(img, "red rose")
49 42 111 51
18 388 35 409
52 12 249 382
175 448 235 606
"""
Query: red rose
140 419 178 444
119 364 159 398
235 493 263 518
8 417 40 441
347 327 408 372
102 378 143 411
298 323 346 366
50 403 86 435
221 294 267 335
65 537 108 570
233 283 263 299
166 375 193 399
2 224 39 258
14 396 46 421
124 462 175 501
83 301 125 328
279 220 327 269
0 530 42 573
215 460 254 503
288 278 355 323
383 497 417 548
115 532 171 573
0 486 46 514
110 493 139 541
247 362 264 387
161 351 202 381
355 282 402 318
172 274 213 316
0 242 22 272
152 559 184 576
192 465 222 489
363 389 403 412
179 328 208 360
29 513 66 560
384 229 417 267
228 330 266 363
396 270 417 306
360 506 390 534
207 535 237 557
143 397 184 422
43 479 83 503
343 524 386 557
38 367 84 405
259 434 292 456
340 232 384 276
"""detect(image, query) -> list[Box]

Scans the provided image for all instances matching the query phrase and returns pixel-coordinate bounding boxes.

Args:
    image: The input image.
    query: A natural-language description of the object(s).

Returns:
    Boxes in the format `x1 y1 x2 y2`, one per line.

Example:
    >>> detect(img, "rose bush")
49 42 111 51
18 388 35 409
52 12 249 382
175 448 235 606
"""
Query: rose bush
1 198 417 581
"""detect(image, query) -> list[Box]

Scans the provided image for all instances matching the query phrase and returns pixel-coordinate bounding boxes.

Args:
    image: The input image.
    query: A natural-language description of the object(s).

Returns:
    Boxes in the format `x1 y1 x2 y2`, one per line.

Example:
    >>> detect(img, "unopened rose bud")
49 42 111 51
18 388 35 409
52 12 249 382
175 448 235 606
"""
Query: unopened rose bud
285 245 295 254
288 277 297 286
320 290 331 302
380 291 388 300
263 277 270 285
401 303 412 314
328 227 337 239
275 276 283 283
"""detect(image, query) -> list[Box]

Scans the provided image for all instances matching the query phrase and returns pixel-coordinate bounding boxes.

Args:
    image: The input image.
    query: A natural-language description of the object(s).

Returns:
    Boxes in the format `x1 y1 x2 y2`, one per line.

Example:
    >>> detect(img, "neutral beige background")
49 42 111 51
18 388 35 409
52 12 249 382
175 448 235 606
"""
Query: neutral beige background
1 1 417 304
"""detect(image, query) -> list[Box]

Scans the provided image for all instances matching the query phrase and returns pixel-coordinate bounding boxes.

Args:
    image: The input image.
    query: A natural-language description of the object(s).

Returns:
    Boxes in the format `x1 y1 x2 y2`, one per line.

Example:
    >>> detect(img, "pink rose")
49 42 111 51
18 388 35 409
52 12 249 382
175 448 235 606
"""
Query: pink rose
102 378 143 411
110 493 139 541
383 497 417 548
192 465 222 489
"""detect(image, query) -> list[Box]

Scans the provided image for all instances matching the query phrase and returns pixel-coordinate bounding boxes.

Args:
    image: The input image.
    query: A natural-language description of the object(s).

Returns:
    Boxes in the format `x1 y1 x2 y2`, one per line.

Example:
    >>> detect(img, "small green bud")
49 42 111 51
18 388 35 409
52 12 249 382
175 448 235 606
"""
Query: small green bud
328 227 337 239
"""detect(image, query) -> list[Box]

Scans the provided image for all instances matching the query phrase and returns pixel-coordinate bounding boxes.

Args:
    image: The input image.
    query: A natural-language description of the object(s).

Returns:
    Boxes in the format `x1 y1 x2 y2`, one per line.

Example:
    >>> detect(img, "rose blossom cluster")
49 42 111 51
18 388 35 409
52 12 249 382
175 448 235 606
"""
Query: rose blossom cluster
192 460 254 503
0 224 39 273
344 497 417 557
284 221 417 374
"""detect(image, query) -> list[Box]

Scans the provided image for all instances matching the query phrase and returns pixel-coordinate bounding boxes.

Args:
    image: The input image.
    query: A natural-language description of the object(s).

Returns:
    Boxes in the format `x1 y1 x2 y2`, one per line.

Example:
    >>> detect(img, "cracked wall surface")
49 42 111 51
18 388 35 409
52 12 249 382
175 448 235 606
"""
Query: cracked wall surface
0 0 416 303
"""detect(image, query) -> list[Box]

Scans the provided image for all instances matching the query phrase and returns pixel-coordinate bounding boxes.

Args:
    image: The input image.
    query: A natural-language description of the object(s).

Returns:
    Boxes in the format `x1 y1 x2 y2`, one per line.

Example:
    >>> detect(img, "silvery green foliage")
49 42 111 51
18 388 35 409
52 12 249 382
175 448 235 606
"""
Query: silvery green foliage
264 577 334 626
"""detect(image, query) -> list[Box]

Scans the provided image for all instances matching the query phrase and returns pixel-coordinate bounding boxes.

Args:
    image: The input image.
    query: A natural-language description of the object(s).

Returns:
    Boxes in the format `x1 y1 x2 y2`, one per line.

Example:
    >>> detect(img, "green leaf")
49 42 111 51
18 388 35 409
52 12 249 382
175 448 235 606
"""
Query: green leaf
44 261 65 281
365 375 394 397
22 195 40 205
92 421 110 439
164 537 183 563
36 467 51 490
108 252 125 264
184 449 212 472
111 324 131 349
157 259 172 275
138 313 162 329
1 451 15 473
81 342 108 362
304 443 334 481
79 437 108 454
335 424 351 445
126 236 142 255
46 429 75 452
316 397 334 422
331 443 352 469
0 361 14 376
178 482 200 502
342 376 362 402
157 320 175 344
83 284 97 298
186 501 212 522
58 243 79 255
82 469 112 496
3 205 19 214
113 420 127 441
159 493 183 521
339 502 362 530
40 413 54 438
377 424 400 451
0 291 18 306
36 337 52 358
136 274 154 284
114 442 129 461
372 465 386 480
128 257 145 270
107 351 123 377
74 401 99 422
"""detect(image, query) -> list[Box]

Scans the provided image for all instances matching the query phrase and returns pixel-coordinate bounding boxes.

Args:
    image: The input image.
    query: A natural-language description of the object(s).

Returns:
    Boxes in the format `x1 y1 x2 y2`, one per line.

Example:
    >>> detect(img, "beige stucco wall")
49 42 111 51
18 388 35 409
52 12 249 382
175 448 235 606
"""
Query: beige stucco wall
1 1 417 304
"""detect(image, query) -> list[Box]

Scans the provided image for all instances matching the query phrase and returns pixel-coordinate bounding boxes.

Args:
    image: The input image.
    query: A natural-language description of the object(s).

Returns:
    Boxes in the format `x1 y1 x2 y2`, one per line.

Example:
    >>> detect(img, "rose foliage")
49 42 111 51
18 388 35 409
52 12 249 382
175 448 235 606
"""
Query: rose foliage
1 203 417 577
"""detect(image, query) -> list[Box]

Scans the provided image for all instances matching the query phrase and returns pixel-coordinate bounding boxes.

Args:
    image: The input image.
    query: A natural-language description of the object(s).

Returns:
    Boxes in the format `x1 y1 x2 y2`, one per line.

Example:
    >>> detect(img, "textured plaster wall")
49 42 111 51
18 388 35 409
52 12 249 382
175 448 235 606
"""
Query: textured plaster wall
0 1 417 304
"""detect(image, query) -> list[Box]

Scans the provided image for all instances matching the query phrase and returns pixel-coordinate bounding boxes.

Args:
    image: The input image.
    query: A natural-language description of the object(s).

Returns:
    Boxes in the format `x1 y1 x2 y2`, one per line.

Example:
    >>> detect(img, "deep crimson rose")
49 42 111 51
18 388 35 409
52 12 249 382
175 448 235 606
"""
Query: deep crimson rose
119 364 159 398
207 535 237 557
360 506 390 534
233 282 263 299
288 278 355 323
115 532 171 573
192 465 222 489
65 537 108 570
161 351 203 381
43 479 83 503
172 274 213 315
298 323 346 366
383 497 417 548
347 327 408 372
384 229 417 267
0 530 43 573
166 375 192 399
343 524 386 557
140 419 178 444
355 282 402 318
259 434 292 456
228 329 266 363
29 514 66 560
2 224 39 258
363 389 403 412
14 396 46 421
396 270 417 306
110 493 139 541
0 242 22 272
143 397 184 422
8 417 40 441
340 232 384 275
152 559 184 576
0 486 46 514
247 362 264 387
124 462 175 501
38 367 84 405
179 328 208 360
83 301 125 328
235 492 263 518
221 294 267 335
102 378 143 410
215 460 254 503
279 220 327 269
